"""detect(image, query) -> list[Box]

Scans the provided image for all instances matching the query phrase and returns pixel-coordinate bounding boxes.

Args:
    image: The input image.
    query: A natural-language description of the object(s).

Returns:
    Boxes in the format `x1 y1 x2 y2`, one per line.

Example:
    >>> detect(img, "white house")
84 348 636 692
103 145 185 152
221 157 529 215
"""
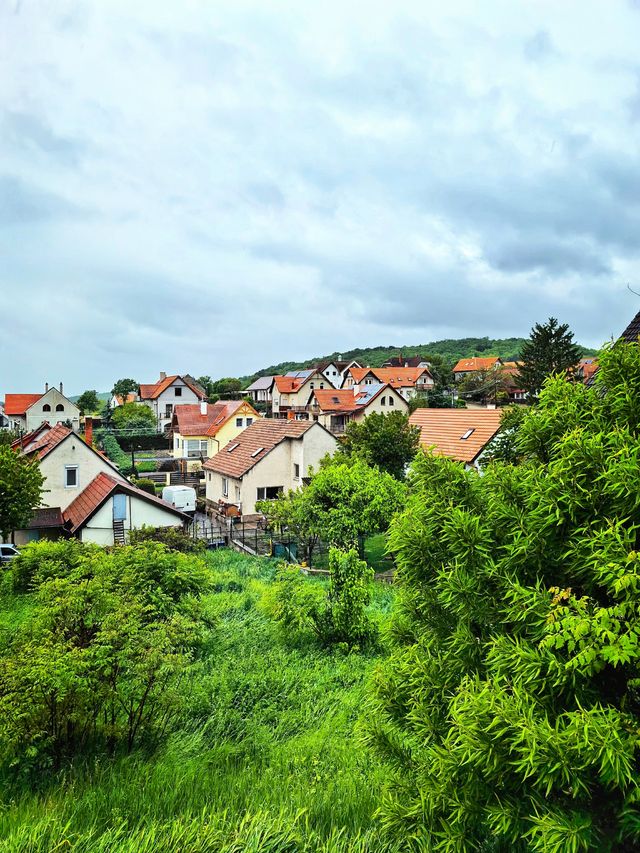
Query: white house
271 369 337 418
203 419 337 517
138 374 206 432
341 367 434 401
307 383 409 434
11 424 188 545
244 376 274 404
3 383 80 433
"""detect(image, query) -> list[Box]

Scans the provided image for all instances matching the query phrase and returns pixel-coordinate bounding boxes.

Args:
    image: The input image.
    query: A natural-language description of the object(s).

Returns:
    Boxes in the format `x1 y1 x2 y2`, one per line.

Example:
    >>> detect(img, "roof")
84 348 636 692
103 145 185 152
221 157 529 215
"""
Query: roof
382 355 429 368
245 376 274 392
409 408 502 464
452 357 501 373
3 393 42 416
620 311 640 343
273 375 304 394
27 507 64 529
285 369 315 380
114 392 137 405
139 375 205 400
172 401 251 437
63 472 189 533
347 367 432 388
311 383 402 413
21 423 74 460
577 358 599 384
204 419 317 479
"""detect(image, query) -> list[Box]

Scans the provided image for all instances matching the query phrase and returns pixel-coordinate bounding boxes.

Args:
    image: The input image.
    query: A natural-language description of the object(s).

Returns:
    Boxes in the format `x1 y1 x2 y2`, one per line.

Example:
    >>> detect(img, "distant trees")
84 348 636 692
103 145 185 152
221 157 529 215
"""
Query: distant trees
457 362 512 405
76 389 100 415
337 412 420 479
366 341 640 850
111 378 138 399
197 377 243 401
517 317 582 398
111 402 157 433
0 445 44 542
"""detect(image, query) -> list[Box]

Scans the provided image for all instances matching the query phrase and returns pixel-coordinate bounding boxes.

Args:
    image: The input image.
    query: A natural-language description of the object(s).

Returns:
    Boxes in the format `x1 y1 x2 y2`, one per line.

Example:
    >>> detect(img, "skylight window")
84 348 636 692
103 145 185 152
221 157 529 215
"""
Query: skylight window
460 429 475 440
251 447 265 457
227 443 239 452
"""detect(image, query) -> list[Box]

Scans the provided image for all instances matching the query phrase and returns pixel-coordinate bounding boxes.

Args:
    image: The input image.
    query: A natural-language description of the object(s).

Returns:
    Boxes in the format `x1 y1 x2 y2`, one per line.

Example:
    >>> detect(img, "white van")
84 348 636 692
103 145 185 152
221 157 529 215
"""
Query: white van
161 485 196 515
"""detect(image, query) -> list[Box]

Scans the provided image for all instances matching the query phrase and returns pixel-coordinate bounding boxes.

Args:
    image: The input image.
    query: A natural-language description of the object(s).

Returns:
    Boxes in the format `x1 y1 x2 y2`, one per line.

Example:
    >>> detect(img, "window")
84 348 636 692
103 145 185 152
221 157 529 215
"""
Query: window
56 403 64 412
320 383 324 389
175 387 182 396
222 477 229 497
257 486 283 501
235 417 243 427
43 403 51 412
165 404 173 417
389 396 394 406
227 443 239 453
461 428 475 440
207 472 212 482
235 485 241 502
200 440 208 453
310 383 314 390
65 465 78 488
251 447 265 458
294 463 300 480
186 440 201 458
246 417 253 426
381 396 386 406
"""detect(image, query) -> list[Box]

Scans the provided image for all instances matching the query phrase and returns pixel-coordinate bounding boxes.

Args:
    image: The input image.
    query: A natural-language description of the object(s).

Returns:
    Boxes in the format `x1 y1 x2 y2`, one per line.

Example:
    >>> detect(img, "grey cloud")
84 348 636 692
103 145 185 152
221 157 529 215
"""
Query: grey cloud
0 176 83 226
523 30 557 62
484 238 611 276
1 111 85 166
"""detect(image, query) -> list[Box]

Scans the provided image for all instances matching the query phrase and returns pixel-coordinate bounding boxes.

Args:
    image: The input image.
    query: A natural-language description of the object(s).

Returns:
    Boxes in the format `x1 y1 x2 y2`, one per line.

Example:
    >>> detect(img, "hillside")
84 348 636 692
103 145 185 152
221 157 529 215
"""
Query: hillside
241 336 597 383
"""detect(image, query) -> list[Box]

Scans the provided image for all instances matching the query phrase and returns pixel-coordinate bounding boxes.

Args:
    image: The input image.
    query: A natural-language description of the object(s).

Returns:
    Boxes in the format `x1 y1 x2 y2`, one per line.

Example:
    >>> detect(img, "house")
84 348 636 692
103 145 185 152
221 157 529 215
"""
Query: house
452 357 502 382
10 423 188 545
381 354 431 369
0 402 9 431
203 420 337 517
171 400 260 465
109 392 137 409
244 376 274 404
409 408 502 470
500 361 528 403
575 358 599 385
271 369 333 418
342 366 434 400
307 383 409 434
314 359 359 385
3 383 80 433
138 373 207 432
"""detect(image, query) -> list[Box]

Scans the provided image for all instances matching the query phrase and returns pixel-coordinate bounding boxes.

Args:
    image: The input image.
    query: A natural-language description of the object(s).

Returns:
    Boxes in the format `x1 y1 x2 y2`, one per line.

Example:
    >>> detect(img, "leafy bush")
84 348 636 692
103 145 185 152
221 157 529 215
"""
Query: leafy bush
130 477 156 495
111 402 157 433
135 460 157 473
262 564 326 644
6 538 92 593
128 525 204 554
100 433 132 474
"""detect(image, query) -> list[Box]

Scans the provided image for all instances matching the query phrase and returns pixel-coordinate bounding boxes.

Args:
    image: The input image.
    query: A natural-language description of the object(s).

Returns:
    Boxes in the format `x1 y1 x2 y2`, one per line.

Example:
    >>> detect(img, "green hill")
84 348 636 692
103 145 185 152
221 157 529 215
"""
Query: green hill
241 336 597 384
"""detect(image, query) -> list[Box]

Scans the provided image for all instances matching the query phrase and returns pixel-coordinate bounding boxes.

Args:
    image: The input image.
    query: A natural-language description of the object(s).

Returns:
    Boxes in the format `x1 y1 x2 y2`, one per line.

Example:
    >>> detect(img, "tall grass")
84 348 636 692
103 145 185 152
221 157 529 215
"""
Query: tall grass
0 549 398 851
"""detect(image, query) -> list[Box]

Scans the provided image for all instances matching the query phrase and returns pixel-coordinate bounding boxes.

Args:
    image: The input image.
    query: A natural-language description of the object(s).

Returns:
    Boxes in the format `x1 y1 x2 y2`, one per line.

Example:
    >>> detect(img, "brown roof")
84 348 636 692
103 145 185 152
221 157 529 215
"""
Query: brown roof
310 384 402 413
348 367 432 388
27 507 64 529
139 375 205 400
172 401 254 437
4 393 42 415
204 419 316 479
409 408 502 464
63 472 188 533
620 311 640 343
23 423 74 460
11 422 52 450
453 357 501 373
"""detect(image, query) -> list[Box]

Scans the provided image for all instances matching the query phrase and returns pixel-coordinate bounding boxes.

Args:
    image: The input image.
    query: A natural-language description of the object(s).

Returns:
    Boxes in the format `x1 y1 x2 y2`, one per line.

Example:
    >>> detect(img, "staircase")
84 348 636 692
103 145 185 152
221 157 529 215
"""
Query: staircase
113 519 126 545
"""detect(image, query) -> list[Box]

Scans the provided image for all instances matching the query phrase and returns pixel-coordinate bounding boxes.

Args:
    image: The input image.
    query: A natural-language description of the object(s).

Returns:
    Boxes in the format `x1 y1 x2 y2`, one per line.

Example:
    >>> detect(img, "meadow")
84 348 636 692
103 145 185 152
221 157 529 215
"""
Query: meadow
0 549 399 852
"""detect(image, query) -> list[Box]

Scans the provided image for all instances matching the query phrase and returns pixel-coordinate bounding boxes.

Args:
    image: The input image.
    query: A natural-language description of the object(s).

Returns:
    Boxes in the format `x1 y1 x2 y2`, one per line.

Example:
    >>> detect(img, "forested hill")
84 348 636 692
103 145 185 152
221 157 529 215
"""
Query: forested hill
241 336 597 383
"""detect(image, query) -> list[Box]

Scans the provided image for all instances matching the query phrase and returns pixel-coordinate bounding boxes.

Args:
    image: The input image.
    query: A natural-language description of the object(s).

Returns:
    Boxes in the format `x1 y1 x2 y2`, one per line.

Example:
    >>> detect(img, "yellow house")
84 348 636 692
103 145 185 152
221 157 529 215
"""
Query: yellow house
171 400 260 468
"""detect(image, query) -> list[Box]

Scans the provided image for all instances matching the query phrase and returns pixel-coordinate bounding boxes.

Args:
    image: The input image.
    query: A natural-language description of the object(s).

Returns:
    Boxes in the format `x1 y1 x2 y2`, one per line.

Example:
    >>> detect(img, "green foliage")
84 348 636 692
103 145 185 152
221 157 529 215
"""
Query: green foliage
100 433 132 474
111 402 157 433
482 404 529 464
0 430 20 447
111 378 138 399
135 460 157 473
457 362 512 404
76 389 100 415
365 340 640 851
260 460 406 551
0 445 44 541
337 412 420 480
0 541 211 772
408 388 455 412
263 564 326 643
518 316 583 398
322 548 375 648
130 477 157 496
128 525 204 554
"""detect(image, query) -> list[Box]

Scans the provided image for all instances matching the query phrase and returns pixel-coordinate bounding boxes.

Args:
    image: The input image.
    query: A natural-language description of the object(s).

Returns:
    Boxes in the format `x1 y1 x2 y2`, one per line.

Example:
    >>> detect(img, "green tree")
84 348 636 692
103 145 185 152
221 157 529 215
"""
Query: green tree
422 353 454 389
212 378 242 398
408 388 456 413
111 378 139 399
197 376 215 398
518 316 582 398
457 362 511 405
337 412 420 479
321 548 375 647
111 402 157 433
482 404 528 465
0 445 44 542
76 389 100 415
365 340 640 851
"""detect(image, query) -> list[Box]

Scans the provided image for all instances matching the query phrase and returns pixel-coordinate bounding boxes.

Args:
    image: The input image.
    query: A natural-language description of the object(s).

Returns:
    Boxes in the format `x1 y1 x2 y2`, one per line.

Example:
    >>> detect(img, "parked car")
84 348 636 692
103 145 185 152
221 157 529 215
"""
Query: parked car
0 544 19 564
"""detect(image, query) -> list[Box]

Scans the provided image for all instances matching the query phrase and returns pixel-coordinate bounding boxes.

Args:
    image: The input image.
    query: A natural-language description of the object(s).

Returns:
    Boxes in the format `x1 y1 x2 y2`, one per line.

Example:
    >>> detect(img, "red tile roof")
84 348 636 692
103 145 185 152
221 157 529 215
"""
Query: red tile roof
172 401 256 437
139 375 205 400
273 376 304 394
11 423 52 451
24 423 74 460
453 357 501 373
204 419 317 479
310 385 400 413
347 367 432 388
4 393 42 416
63 472 189 533
409 408 502 464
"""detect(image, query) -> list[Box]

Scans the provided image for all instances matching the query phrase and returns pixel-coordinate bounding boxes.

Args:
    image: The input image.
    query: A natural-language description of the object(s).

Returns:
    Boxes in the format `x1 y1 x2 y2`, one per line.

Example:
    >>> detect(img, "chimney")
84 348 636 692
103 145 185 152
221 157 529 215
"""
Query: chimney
200 400 207 416
159 372 167 381
59 381 63 394
84 416 93 446
45 382 49 392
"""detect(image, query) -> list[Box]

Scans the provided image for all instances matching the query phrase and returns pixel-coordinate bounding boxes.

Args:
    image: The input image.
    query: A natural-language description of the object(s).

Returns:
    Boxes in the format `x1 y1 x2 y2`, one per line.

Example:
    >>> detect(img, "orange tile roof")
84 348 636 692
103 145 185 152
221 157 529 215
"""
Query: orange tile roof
172 401 257 437
347 367 431 388
4 393 43 415
139 375 205 400
24 423 74 460
114 392 137 405
409 408 502 464
204 419 317 479
11 423 52 450
311 389 362 412
273 376 304 394
453 357 501 373
63 472 188 533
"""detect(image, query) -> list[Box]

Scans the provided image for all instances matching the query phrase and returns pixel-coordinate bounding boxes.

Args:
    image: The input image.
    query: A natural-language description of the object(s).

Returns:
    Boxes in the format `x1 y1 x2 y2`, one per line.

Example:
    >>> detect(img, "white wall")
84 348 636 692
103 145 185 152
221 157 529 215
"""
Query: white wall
81 493 184 544
27 387 80 432
39 437 123 511
143 379 203 431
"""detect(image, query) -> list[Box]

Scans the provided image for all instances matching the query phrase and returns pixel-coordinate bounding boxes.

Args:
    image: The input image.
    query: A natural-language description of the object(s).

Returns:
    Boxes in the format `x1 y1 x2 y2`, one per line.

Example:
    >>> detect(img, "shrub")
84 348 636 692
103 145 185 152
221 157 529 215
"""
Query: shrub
320 548 375 647
131 477 156 496
136 460 157 473
100 433 132 474
128 525 204 554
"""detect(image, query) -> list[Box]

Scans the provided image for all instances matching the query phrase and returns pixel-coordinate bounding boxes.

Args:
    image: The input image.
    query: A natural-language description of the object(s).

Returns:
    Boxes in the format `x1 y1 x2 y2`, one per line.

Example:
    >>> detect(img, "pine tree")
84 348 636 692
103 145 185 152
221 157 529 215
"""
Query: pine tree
518 316 582 397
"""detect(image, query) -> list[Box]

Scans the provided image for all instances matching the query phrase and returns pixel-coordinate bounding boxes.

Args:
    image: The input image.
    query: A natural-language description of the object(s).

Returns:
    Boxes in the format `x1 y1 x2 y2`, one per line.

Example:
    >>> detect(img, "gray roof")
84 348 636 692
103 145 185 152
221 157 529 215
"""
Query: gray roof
245 376 274 391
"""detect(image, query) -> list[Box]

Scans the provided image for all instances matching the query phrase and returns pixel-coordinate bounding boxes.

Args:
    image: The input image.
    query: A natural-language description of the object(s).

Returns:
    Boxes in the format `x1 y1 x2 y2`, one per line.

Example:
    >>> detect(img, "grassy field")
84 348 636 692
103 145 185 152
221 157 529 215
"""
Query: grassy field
0 549 398 852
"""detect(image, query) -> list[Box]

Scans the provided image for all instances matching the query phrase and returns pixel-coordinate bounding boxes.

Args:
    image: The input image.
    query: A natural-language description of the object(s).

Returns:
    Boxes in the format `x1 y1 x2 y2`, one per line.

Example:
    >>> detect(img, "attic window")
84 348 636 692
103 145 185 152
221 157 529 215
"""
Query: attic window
332 396 340 404
227 443 239 452
251 447 265 457
461 429 475 440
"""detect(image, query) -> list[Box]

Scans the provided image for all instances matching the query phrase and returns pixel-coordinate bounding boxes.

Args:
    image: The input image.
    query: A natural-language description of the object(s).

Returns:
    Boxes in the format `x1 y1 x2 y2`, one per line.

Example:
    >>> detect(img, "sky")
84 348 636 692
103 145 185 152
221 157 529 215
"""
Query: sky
2 0 640 394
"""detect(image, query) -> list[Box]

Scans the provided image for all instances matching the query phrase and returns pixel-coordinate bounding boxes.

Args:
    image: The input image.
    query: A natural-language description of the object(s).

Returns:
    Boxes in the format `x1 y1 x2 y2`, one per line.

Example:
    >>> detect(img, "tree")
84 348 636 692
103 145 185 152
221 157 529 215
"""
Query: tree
76 389 100 415
212 378 243 398
197 376 215 398
111 378 138 399
422 353 454 389
518 316 582 398
481 404 528 465
408 388 456 413
365 340 640 851
111 402 157 433
259 460 406 554
0 445 44 541
337 412 420 479
457 362 512 405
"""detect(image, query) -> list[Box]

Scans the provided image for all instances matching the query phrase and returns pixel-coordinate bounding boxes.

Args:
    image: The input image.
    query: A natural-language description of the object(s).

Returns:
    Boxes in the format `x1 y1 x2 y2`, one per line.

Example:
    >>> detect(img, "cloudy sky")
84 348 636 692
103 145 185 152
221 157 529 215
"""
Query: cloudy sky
2 0 640 394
